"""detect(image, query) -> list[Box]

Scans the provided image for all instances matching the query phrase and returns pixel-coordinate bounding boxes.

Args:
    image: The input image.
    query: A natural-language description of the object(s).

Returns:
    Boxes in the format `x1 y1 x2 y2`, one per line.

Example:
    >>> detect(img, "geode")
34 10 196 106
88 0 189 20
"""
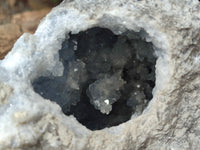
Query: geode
0 0 200 149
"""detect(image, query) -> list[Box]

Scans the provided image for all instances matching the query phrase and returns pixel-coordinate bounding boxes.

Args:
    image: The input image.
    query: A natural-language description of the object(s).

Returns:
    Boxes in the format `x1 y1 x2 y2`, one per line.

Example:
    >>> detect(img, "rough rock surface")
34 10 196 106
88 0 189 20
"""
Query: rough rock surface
0 0 200 150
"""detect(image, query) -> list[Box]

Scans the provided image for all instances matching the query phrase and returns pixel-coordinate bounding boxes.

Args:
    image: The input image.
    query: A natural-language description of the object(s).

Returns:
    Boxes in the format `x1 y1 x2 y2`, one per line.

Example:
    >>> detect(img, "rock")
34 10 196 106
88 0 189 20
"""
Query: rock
0 0 200 149
0 23 21 59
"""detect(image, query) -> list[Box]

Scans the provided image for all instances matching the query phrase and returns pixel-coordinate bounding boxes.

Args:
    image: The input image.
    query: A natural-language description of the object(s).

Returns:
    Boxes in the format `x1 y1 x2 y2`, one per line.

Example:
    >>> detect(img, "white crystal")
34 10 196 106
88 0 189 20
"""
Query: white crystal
104 99 110 105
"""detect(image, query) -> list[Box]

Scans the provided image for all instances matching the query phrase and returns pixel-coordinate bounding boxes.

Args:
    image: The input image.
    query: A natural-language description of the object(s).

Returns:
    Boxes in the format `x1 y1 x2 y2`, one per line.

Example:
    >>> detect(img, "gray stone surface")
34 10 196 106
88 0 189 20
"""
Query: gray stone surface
0 0 200 149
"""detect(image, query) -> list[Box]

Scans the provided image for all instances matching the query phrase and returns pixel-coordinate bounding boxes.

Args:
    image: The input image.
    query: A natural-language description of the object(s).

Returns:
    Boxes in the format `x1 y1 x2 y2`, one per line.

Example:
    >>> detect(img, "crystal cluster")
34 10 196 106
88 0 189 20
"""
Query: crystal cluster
33 27 156 116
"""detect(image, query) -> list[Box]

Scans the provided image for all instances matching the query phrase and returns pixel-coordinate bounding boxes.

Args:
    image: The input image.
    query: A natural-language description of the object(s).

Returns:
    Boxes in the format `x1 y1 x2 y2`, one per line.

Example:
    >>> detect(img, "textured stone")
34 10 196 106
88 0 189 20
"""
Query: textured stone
0 0 200 150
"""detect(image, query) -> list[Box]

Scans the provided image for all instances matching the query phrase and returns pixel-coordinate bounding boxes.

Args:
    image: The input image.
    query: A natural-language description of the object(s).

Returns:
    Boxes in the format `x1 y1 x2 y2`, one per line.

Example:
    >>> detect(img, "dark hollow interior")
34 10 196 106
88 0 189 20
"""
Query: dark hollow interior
32 27 156 130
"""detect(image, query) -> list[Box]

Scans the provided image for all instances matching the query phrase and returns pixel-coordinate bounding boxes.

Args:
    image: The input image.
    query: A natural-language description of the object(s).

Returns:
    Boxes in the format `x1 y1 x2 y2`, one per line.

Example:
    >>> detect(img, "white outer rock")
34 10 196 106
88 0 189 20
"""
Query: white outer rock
0 0 200 149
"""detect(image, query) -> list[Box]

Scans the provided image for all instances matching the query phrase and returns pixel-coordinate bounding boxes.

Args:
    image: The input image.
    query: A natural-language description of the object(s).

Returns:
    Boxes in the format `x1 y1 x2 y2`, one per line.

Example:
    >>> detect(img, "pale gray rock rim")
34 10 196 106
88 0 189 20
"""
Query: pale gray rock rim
0 0 199 149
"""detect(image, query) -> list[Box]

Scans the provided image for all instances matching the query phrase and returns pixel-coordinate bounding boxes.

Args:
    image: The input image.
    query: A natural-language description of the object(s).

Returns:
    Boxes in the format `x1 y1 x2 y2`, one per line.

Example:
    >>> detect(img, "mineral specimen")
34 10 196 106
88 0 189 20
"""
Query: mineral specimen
32 27 156 130
0 0 200 149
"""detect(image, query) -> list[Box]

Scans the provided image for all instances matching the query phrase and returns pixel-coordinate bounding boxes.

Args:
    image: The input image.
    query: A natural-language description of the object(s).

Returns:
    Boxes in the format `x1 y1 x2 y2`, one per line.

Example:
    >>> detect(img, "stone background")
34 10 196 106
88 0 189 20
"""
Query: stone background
0 0 62 59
